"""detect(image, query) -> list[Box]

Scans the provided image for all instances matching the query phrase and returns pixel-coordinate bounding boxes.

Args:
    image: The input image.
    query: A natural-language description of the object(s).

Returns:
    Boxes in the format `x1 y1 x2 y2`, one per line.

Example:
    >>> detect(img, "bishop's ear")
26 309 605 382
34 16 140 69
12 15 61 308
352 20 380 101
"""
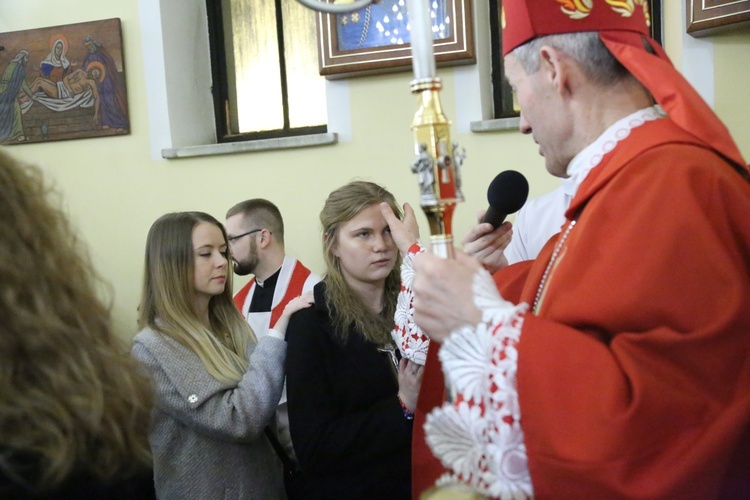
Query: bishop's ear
538 45 569 95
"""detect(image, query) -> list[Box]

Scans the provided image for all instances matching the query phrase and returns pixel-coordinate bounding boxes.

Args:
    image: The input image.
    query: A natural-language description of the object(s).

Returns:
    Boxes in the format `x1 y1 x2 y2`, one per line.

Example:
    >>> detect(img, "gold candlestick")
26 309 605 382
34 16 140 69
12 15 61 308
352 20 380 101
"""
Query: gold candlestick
410 77 465 258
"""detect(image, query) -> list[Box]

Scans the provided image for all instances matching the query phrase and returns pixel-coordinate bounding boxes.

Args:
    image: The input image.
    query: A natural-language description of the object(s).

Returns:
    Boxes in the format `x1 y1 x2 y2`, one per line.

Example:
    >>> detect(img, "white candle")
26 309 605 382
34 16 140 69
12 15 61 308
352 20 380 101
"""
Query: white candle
406 0 436 80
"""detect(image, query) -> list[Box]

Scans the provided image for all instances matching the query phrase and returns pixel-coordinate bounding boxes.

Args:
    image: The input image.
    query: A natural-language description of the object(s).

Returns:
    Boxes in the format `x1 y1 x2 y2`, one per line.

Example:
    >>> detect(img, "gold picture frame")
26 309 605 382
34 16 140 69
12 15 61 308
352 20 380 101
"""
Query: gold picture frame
316 0 475 79
686 0 750 37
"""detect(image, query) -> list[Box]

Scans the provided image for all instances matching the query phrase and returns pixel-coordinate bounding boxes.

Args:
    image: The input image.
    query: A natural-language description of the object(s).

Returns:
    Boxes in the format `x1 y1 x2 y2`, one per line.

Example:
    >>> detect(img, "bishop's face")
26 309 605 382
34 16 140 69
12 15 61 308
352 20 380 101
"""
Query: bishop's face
505 51 576 178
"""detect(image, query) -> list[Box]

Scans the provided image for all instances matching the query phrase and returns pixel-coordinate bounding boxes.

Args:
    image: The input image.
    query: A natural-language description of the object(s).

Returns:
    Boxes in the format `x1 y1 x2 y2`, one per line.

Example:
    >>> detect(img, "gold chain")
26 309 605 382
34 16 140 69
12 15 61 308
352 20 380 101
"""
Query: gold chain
533 219 576 314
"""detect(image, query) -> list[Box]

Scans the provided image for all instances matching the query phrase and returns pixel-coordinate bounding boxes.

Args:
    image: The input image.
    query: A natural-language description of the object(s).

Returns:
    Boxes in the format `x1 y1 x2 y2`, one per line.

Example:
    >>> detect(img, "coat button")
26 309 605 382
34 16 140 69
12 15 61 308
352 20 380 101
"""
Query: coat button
188 394 198 403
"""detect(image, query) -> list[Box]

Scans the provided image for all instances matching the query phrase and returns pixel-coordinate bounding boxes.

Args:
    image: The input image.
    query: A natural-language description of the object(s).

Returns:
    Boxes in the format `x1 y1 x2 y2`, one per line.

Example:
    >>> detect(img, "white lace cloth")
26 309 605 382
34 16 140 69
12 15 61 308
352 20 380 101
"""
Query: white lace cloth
424 269 531 499
392 244 532 498
392 243 430 365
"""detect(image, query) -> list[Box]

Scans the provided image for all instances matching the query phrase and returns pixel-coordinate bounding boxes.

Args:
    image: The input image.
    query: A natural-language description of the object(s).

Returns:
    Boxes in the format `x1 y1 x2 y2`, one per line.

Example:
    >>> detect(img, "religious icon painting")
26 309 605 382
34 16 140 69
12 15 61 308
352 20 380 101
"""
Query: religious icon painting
337 0 450 52
0 18 129 145
316 0 475 79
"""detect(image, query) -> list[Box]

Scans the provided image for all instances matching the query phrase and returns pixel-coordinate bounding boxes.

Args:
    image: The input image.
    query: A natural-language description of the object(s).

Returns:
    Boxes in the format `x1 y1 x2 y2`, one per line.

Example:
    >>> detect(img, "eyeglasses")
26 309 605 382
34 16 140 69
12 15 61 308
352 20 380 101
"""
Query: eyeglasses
227 228 262 243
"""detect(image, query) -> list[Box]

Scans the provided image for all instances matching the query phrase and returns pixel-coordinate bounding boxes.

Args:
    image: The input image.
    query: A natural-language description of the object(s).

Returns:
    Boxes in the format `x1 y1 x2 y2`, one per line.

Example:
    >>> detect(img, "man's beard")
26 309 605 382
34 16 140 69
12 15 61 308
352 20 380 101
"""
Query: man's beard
232 241 258 276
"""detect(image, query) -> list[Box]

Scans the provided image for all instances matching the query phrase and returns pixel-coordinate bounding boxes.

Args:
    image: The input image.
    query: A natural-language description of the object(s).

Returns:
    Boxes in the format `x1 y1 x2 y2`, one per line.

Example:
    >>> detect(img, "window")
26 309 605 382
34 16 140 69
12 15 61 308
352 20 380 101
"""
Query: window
488 0 516 119
206 0 328 142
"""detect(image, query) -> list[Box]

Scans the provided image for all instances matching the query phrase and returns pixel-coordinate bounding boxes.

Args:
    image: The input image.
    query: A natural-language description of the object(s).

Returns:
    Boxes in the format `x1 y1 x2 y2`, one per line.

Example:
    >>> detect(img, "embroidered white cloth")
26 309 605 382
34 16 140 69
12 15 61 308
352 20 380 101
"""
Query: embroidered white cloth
392 243 532 498
392 243 430 365
424 269 531 499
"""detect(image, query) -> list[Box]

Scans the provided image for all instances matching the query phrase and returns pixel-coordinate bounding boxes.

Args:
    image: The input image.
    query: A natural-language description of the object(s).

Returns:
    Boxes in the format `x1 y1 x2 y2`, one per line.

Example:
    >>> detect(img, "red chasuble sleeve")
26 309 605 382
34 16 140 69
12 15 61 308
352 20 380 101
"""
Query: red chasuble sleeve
515 138 750 498
493 259 535 304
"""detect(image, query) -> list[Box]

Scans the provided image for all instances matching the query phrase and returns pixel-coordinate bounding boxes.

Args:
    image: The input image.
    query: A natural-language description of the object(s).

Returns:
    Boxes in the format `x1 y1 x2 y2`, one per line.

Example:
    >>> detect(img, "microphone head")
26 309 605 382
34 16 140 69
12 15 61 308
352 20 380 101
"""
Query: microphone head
487 170 529 215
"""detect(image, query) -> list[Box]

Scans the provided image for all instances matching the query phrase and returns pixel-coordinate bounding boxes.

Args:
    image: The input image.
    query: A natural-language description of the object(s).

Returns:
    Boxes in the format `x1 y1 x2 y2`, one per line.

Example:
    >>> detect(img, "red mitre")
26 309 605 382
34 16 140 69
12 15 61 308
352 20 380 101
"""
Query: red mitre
501 0 749 176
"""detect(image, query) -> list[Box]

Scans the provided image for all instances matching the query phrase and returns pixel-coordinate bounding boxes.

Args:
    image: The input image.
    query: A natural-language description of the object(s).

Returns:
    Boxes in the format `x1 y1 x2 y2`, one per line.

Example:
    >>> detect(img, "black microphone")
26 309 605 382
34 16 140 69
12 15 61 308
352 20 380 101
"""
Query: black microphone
481 170 529 229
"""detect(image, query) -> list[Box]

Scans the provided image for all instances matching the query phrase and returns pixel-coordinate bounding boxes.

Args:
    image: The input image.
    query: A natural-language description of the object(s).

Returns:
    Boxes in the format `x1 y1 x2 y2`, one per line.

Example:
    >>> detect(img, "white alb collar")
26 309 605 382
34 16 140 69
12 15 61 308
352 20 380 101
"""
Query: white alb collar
565 105 665 199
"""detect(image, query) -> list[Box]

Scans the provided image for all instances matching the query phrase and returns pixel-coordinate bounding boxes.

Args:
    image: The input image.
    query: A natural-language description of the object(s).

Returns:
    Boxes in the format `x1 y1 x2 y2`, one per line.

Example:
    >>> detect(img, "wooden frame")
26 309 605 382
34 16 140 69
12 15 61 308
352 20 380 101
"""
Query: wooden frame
316 0 475 79
0 18 129 145
686 0 750 37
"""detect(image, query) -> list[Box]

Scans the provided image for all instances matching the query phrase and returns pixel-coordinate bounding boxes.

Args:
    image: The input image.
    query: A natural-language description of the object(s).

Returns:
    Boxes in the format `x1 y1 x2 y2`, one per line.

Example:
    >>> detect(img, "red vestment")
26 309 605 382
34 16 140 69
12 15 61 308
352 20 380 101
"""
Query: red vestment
232 257 317 332
494 118 750 498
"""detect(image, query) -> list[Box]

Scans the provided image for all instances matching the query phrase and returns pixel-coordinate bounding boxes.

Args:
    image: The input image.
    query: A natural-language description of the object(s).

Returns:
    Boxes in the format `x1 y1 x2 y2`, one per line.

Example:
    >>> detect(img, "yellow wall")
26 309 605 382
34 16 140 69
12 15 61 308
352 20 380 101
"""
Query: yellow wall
1 1 748 342
713 30 750 148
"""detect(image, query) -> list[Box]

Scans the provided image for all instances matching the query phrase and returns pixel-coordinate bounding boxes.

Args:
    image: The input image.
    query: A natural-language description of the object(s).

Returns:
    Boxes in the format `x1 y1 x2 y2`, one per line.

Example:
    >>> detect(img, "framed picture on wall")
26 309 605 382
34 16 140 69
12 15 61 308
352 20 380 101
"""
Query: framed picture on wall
0 18 129 145
686 0 750 37
316 0 476 79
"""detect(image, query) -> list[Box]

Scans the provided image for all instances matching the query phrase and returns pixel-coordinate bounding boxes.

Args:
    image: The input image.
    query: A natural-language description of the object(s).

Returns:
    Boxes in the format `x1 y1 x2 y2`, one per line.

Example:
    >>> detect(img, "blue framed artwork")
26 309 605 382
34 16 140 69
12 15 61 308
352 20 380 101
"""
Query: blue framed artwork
316 0 475 79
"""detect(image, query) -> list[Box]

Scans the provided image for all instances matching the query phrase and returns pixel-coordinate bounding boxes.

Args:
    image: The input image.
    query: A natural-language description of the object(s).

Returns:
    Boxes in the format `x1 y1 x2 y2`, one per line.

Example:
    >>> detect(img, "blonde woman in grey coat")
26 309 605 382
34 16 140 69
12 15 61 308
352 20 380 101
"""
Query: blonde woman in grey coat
132 212 312 499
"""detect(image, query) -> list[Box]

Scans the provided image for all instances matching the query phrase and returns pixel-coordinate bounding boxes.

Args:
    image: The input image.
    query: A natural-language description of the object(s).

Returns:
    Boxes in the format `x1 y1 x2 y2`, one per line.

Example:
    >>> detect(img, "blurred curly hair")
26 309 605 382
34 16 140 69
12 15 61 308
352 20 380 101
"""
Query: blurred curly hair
0 150 153 491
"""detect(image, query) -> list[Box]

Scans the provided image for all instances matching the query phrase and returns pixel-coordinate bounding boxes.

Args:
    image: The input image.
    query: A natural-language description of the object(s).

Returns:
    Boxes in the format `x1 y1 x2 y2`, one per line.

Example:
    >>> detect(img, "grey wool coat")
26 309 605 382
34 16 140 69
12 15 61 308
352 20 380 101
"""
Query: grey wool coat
132 327 287 500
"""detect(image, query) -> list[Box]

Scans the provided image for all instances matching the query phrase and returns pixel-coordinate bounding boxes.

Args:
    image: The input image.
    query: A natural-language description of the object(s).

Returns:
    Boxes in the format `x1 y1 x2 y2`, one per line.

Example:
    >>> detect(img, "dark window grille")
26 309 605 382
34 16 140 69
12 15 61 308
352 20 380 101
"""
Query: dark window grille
206 0 327 143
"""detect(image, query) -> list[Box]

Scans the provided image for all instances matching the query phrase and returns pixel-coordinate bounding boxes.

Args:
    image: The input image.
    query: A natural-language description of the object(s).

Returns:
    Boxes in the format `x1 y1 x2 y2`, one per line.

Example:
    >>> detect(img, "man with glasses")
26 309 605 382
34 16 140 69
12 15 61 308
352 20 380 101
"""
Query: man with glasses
225 198 320 464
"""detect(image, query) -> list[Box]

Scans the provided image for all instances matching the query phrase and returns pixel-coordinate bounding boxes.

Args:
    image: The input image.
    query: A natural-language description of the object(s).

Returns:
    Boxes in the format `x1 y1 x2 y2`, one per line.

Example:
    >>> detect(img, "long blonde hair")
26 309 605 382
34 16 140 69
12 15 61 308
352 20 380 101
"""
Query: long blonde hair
137 212 256 384
320 181 402 344
0 150 153 490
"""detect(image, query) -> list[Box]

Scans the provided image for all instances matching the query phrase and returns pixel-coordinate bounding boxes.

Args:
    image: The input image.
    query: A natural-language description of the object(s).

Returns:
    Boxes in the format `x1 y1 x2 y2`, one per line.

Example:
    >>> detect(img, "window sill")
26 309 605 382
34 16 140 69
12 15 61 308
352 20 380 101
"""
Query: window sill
161 133 338 159
470 117 520 133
